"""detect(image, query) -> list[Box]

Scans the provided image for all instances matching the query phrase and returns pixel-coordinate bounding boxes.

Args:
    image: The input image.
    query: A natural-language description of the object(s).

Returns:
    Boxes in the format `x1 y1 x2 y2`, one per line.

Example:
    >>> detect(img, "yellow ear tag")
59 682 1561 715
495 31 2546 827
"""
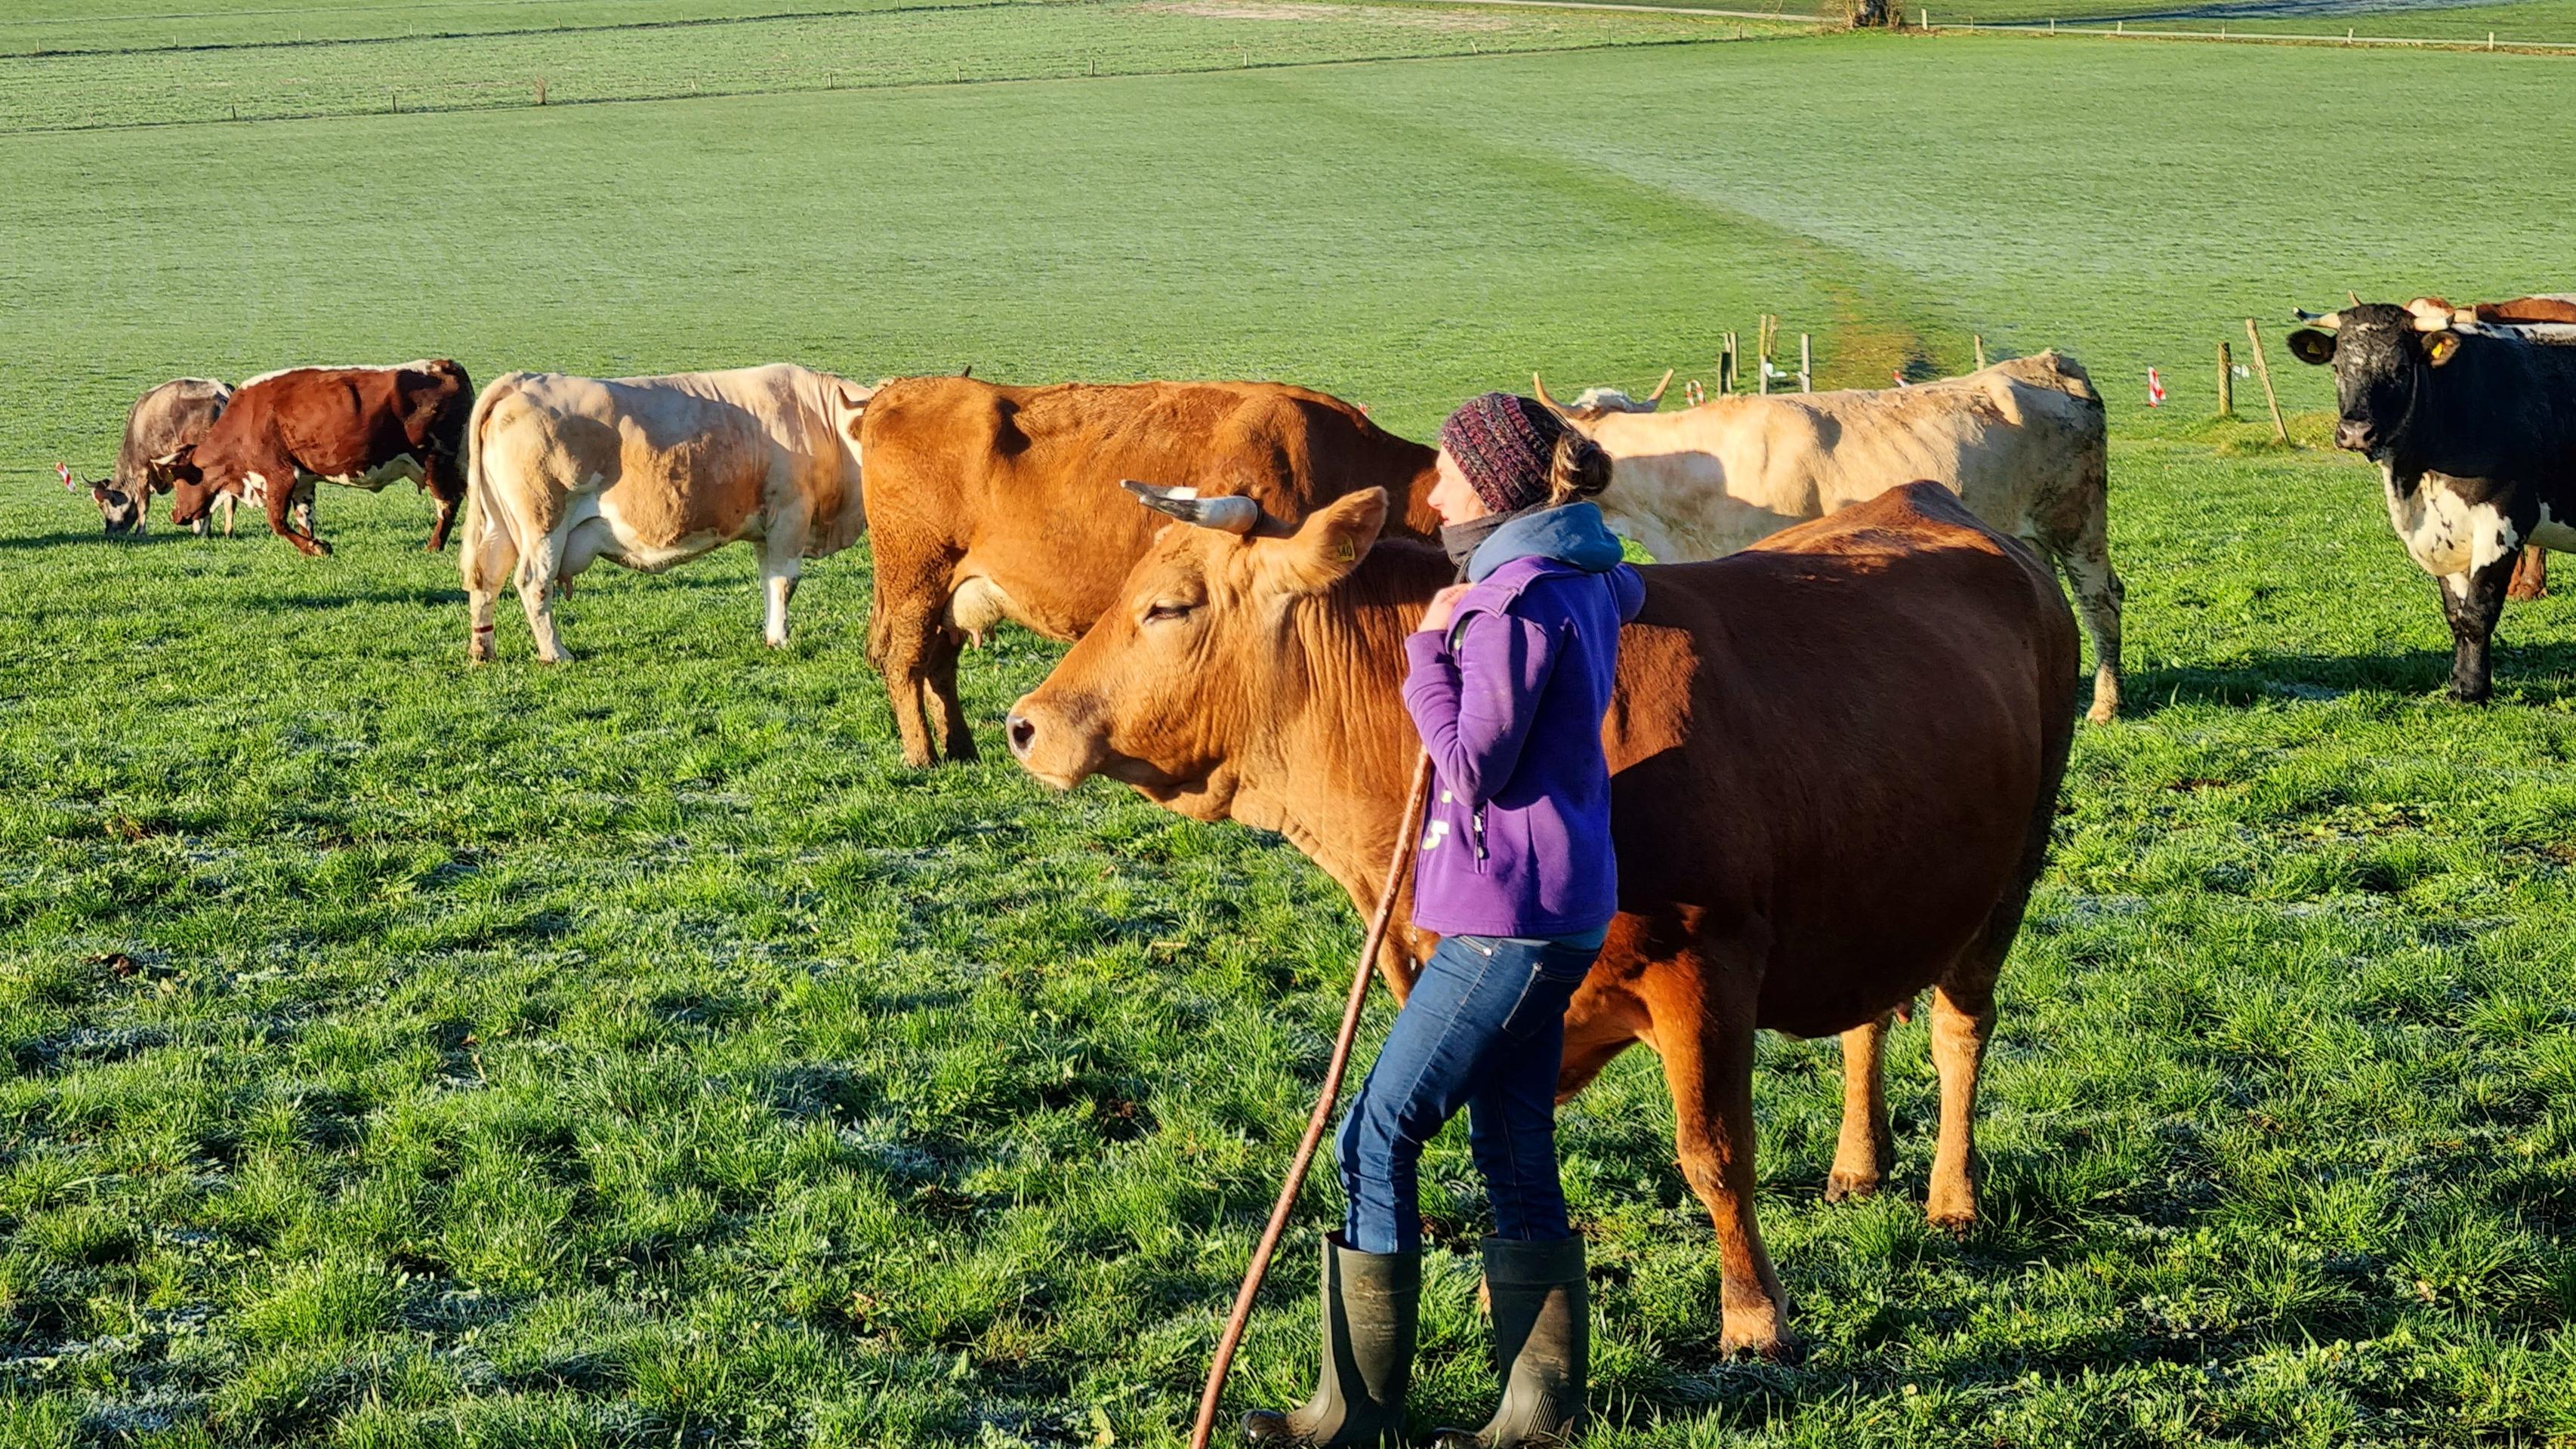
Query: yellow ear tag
1331 541 1355 563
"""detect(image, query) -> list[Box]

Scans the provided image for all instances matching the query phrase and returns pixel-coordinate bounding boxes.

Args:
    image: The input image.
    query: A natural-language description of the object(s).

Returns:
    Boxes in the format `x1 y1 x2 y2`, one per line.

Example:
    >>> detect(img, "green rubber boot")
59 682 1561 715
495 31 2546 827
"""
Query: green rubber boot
1242 1235 1419 1448
1429 1236 1589 1449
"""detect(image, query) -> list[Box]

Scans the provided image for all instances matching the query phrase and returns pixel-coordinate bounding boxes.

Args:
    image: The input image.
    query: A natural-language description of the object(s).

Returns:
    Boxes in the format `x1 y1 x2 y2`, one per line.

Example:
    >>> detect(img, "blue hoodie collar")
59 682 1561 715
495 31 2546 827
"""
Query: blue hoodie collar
1464 501 1625 583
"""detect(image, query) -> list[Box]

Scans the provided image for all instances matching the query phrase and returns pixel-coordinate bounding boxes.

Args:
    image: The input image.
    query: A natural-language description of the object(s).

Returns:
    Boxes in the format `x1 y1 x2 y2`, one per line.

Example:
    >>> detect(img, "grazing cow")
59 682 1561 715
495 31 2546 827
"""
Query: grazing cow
459 365 874 662
859 377 1439 766
1534 351 2122 723
80 379 234 537
2288 303 2576 702
161 361 474 555
1004 482 2078 1356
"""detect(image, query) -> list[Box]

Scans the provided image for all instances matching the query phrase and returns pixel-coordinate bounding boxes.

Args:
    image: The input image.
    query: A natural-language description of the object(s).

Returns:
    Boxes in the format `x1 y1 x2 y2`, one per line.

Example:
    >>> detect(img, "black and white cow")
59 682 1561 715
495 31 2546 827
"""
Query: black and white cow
2288 302 2576 702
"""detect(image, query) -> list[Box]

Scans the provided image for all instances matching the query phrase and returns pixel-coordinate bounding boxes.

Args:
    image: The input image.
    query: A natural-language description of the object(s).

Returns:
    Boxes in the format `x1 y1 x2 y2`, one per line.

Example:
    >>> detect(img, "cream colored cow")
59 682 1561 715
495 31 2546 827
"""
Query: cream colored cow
460 365 874 662
1539 350 2122 723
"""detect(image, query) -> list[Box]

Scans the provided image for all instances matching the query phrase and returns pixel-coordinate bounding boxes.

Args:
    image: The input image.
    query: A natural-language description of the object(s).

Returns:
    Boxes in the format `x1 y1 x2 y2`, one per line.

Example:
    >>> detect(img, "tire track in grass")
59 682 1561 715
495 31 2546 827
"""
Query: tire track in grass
1260 63 1973 390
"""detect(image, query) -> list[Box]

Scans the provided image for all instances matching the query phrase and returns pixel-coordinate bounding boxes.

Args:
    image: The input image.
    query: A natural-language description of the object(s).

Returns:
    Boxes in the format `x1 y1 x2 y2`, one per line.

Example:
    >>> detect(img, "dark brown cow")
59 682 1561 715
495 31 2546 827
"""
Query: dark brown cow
79 378 232 537
161 360 474 556
858 377 1439 766
1004 482 2078 1357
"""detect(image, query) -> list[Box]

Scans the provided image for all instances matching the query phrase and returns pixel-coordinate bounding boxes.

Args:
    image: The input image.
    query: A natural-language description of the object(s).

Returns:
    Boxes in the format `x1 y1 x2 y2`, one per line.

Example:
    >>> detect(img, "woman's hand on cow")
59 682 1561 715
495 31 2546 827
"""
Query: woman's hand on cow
1419 584 1474 634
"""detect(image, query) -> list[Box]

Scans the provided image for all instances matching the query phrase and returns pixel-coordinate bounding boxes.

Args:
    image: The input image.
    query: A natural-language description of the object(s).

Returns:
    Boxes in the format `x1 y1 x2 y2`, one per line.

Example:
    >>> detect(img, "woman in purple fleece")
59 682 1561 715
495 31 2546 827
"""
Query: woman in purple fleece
1245 394 1644 1449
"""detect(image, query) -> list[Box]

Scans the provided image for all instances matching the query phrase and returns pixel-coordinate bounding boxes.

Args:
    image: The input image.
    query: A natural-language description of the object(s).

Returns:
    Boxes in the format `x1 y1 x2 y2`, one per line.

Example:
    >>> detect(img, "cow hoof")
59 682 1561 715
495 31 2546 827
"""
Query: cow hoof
1717 1310 1797 1361
1824 1170 1881 1204
1926 1205 1976 1238
2085 700 2117 725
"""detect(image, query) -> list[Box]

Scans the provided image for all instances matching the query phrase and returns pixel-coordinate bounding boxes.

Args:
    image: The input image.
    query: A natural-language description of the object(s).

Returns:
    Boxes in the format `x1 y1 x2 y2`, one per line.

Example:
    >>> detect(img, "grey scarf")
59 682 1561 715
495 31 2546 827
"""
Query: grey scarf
1439 509 1525 578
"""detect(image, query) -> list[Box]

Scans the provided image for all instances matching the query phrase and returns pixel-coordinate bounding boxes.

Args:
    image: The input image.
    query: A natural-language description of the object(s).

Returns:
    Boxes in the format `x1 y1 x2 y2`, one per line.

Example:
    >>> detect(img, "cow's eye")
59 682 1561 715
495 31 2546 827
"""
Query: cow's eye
1143 600 1196 624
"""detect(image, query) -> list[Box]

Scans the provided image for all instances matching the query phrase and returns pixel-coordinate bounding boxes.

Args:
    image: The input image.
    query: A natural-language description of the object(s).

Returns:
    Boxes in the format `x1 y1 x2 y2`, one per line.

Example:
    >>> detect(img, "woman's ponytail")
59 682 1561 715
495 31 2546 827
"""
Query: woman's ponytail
1545 430 1613 507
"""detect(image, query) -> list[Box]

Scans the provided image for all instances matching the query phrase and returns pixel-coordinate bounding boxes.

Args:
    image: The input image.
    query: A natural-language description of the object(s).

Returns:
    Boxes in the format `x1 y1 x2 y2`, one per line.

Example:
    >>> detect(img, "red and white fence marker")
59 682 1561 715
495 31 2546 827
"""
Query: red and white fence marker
2146 368 2167 407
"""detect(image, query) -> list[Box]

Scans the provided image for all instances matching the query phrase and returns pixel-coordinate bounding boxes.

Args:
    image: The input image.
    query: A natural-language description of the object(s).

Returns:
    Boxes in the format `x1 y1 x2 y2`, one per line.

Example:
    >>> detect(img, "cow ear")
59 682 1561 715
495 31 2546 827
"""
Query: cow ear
2421 331 2464 368
2285 329 2336 365
1257 489 1387 597
838 383 875 440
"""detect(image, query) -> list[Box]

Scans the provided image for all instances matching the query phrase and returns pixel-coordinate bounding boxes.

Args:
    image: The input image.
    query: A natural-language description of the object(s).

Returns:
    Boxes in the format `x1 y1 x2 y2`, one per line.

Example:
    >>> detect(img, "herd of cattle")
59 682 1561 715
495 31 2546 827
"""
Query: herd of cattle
58 296 2572 1354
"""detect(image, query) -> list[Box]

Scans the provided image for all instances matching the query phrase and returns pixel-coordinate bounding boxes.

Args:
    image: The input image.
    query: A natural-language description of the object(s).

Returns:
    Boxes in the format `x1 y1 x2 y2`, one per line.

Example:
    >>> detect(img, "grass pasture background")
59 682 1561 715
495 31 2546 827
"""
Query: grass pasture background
3 10 2574 1447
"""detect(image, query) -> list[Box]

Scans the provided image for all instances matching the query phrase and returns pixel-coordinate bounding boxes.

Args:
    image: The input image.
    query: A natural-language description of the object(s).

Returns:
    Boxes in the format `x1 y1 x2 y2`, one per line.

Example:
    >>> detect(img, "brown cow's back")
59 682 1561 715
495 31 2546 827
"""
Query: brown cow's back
1606 485 2079 1036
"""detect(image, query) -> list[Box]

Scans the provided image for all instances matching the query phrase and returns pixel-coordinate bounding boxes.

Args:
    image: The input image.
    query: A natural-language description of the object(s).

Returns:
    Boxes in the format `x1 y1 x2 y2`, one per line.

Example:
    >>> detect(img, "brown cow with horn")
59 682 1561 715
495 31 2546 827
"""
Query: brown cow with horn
1004 479 2078 1357
857 377 1441 766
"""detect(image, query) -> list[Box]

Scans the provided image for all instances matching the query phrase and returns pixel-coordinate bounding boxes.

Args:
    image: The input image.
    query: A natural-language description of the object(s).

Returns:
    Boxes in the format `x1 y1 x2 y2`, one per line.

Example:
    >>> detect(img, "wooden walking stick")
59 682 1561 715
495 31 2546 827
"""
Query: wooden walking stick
1186 751 1436 1449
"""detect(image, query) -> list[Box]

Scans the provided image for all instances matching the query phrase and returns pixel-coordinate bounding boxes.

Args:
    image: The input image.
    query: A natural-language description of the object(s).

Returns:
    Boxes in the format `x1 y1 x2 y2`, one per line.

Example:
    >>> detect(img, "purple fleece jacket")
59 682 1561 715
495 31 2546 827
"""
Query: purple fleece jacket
1401 519 1646 939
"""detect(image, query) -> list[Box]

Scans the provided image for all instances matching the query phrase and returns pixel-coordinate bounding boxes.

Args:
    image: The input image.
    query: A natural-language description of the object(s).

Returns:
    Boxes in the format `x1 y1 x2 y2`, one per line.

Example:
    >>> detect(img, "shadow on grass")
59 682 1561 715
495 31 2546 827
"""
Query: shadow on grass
0 529 200 550
242 584 474 611
2122 640 2576 714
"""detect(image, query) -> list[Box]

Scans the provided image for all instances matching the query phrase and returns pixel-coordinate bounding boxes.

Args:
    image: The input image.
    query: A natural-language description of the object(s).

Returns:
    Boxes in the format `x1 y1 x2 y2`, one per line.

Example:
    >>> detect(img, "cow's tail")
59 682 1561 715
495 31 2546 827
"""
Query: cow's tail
458 372 532 599
2010 350 2120 722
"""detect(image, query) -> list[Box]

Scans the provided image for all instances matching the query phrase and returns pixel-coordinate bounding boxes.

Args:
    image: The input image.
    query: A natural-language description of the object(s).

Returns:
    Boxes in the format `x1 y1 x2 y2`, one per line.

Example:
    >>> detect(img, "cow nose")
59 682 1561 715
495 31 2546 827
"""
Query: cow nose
2337 420 2375 452
1005 712 1038 760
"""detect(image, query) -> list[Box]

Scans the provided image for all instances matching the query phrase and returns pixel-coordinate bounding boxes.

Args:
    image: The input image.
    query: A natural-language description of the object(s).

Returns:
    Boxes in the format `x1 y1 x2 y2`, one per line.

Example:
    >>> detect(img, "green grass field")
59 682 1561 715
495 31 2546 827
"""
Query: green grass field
2 14 2572 1447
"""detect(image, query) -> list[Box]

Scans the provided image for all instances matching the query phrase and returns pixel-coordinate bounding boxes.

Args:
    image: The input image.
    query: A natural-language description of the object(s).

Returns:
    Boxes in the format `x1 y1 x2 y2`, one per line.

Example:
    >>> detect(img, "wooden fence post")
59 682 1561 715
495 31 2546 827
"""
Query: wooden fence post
1720 332 1736 395
1973 334 1986 370
1757 316 1774 395
534 75 548 106
2216 340 2234 417
1800 333 1812 392
2244 319 2288 443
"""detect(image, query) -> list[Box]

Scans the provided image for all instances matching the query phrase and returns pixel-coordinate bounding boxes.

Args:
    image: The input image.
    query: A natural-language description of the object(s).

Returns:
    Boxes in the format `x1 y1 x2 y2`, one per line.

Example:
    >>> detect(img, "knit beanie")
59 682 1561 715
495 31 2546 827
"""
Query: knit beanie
1438 392 1566 516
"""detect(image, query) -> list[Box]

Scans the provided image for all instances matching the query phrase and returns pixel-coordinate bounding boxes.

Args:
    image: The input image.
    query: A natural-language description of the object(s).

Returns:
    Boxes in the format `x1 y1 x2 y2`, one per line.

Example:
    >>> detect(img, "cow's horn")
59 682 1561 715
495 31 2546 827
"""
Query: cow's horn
1643 368 1674 405
1531 372 1569 418
2406 299 2454 332
2348 291 2363 307
1121 479 1260 534
2294 308 2343 331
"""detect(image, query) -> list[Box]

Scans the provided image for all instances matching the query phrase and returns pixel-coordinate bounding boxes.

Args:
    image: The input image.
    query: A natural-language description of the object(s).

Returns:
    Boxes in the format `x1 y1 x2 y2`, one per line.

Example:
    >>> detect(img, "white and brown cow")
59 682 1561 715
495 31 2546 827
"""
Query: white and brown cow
161 361 474 555
1535 351 2123 722
458 365 873 662
82 378 233 537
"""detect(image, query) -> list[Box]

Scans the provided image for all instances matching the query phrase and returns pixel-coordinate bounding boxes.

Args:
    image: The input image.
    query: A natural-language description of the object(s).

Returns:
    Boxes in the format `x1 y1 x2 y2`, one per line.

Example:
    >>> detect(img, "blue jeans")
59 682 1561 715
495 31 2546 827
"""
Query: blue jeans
1337 933 1600 1255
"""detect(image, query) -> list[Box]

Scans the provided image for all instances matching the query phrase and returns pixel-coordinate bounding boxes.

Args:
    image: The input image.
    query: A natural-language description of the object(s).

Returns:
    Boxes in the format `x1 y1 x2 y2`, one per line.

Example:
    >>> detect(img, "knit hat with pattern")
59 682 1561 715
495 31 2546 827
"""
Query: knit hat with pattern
1437 392 1566 516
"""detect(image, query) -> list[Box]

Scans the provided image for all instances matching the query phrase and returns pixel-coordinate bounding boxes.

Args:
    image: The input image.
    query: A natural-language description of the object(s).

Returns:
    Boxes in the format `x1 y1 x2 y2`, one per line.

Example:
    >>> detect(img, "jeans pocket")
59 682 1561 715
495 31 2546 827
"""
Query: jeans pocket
1497 969 1560 1041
